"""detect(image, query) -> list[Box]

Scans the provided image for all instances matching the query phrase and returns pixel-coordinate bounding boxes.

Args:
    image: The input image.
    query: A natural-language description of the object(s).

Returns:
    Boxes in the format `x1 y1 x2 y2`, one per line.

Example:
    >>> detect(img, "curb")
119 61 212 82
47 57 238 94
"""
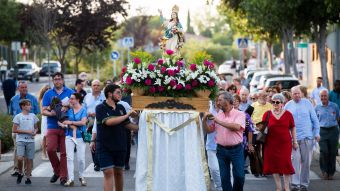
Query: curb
0 134 43 175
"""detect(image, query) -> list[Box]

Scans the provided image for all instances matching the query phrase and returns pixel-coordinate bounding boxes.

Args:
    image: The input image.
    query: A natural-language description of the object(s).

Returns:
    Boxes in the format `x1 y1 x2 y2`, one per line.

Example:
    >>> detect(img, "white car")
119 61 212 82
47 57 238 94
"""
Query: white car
39 60 61 76
264 77 300 91
257 74 294 91
249 71 281 92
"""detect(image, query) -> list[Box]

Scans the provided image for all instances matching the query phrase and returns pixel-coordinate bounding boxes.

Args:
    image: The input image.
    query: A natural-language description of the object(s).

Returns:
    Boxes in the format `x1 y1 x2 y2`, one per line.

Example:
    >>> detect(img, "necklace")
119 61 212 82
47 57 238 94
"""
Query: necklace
273 109 282 115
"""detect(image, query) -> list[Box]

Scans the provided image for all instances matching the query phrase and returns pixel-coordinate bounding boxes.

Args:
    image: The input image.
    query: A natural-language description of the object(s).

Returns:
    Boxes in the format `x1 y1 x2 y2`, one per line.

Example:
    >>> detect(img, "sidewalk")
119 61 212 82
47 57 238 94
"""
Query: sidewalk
0 134 42 175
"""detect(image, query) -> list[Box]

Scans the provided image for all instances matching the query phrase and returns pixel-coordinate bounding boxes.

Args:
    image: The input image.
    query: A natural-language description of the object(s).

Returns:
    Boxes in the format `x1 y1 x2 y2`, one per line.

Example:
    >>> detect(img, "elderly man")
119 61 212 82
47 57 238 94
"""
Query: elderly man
315 90 340 180
284 86 320 191
9 81 40 177
42 72 74 185
203 91 245 191
84 79 105 171
239 87 254 116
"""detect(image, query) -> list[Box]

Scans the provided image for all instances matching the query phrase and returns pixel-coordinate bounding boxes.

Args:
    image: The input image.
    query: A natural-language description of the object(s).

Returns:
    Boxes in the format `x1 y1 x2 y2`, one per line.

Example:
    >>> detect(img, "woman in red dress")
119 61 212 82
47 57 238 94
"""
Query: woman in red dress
262 93 298 191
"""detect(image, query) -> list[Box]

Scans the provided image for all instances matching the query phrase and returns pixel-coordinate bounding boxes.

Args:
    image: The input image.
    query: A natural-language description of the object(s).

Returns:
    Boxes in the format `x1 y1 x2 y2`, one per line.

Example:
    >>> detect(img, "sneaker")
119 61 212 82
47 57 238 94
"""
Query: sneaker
71 137 78 145
25 178 32 184
16 174 24 184
11 171 19 177
50 174 59 183
125 164 130 170
64 180 74 187
79 177 87 186
300 186 308 191
291 184 299 191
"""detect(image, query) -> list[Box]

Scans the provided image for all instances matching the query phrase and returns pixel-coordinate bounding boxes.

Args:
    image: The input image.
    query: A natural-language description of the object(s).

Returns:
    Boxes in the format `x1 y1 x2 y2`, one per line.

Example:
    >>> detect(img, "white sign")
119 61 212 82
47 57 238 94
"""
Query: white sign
237 38 248 49
110 51 120 61
11 41 21 51
122 37 134 48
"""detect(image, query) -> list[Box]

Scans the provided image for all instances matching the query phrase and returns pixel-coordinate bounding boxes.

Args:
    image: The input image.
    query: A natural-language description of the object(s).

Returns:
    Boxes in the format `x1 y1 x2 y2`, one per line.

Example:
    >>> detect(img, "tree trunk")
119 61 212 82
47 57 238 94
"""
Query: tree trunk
74 48 83 79
53 36 70 73
315 23 329 89
287 28 298 77
281 30 290 74
266 42 273 70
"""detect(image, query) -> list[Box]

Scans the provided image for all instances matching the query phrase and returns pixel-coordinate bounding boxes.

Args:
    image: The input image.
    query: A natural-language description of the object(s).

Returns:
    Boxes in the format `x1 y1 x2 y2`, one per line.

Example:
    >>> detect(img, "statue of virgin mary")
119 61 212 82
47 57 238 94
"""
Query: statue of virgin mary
158 5 185 55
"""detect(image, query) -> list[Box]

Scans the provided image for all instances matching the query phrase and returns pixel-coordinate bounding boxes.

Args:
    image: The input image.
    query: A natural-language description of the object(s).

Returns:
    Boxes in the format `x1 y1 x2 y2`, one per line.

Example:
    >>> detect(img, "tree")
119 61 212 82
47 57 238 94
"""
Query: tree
0 0 20 42
45 0 128 76
122 15 152 49
186 10 194 34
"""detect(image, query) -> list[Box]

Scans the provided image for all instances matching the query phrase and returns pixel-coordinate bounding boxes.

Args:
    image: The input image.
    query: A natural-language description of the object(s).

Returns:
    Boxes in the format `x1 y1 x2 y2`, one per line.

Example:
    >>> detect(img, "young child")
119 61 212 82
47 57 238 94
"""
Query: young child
12 99 39 184
50 97 77 145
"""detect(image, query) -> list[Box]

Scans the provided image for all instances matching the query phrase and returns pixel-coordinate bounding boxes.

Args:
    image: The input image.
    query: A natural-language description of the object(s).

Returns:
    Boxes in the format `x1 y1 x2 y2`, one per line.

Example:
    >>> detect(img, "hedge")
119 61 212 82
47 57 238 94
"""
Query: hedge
0 114 41 154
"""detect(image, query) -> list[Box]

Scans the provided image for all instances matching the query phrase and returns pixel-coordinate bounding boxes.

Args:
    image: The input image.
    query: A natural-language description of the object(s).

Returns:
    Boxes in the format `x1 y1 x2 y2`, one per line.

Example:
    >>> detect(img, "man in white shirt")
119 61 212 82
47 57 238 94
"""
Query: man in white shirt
0 57 8 82
83 79 105 171
311 77 327 105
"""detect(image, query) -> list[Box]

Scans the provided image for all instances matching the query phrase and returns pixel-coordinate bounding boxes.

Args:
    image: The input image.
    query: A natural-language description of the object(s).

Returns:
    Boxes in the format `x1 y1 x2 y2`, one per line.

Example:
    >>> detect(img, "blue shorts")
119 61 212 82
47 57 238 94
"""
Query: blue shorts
97 148 126 170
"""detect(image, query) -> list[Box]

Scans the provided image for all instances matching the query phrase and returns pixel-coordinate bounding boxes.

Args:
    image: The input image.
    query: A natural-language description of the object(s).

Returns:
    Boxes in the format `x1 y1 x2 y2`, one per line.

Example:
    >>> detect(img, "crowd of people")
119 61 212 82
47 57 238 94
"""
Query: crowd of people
3 71 340 191
202 76 340 191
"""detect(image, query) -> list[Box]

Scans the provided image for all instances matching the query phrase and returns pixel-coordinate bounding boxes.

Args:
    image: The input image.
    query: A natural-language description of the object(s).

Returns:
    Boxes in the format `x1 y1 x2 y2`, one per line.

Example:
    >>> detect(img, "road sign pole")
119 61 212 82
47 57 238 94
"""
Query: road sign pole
127 47 130 64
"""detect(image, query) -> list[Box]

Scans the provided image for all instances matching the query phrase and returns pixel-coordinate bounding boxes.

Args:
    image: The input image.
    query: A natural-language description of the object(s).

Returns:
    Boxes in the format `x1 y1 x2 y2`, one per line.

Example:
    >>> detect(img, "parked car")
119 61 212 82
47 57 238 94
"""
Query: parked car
249 71 281 92
39 60 61 76
257 74 294 90
264 77 300 91
8 61 40 82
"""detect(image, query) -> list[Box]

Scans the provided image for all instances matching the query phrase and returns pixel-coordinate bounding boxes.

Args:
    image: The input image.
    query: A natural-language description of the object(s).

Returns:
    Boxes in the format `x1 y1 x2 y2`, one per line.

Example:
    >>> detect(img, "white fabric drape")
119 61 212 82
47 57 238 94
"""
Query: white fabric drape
135 110 208 191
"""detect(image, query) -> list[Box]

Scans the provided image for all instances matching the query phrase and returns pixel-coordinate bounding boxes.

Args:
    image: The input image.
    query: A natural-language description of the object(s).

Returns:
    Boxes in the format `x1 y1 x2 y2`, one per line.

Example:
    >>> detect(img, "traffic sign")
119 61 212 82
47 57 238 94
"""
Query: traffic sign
237 38 248 49
297 43 308 48
110 51 120 60
122 37 134 48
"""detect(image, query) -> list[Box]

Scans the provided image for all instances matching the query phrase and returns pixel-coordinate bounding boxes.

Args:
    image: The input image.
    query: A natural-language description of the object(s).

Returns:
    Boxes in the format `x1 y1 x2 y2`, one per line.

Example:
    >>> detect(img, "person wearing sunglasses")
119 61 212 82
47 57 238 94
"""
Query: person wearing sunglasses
262 93 297 191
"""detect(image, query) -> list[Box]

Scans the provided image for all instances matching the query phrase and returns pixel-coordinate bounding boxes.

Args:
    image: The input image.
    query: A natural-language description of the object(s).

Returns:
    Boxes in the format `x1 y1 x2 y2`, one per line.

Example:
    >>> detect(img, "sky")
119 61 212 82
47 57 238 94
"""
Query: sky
17 0 220 30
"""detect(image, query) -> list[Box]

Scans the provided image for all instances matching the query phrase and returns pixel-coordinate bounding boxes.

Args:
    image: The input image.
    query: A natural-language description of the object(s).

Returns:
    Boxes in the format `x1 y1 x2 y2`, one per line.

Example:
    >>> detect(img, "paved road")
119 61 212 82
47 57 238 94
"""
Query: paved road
1 144 340 191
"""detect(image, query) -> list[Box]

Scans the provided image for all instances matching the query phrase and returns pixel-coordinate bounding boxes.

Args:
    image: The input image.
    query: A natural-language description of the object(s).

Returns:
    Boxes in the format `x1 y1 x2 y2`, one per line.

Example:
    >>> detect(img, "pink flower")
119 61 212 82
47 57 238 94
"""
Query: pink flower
166 49 174 55
145 79 152 86
158 86 165 92
176 84 183 90
191 80 198 87
174 68 180 73
149 86 156 93
121 66 127 73
168 69 175 76
133 57 141 64
185 84 192 90
190 64 197 71
170 80 177 87
208 80 215 87
176 61 183 67
157 59 164 65
126 76 133 85
161 67 167 74
208 63 215 69
204 60 211 67
148 64 155 71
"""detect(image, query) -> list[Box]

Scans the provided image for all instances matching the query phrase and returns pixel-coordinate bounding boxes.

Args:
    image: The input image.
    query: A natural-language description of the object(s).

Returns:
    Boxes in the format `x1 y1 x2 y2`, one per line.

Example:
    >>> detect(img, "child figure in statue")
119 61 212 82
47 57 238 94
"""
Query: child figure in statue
158 5 184 55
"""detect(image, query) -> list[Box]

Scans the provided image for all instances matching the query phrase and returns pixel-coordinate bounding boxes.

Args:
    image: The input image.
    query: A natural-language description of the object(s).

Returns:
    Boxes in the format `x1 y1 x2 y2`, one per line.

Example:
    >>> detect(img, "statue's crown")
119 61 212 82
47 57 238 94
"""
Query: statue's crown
172 5 179 13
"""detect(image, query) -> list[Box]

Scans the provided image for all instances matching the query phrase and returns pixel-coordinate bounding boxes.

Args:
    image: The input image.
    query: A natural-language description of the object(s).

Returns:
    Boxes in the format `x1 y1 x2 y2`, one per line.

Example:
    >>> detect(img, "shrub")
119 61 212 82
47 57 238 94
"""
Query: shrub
0 114 14 153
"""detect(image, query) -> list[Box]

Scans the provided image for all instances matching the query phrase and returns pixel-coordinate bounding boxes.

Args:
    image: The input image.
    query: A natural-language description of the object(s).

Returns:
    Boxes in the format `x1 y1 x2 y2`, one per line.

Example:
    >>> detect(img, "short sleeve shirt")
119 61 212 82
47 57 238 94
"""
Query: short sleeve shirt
13 113 39 142
95 101 130 152
42 87 74 129
315 102 340 127
65 107 87 138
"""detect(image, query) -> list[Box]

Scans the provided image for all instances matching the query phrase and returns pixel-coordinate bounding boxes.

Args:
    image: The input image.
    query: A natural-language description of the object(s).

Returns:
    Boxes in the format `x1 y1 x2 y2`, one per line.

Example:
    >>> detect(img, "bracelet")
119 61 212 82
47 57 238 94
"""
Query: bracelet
90 140 96 142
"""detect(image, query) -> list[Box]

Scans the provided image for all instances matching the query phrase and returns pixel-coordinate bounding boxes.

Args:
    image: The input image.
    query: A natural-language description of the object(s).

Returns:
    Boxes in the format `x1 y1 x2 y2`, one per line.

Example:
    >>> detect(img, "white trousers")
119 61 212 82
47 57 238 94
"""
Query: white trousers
291 139 313 187
65 137 86 181
207 150 223 191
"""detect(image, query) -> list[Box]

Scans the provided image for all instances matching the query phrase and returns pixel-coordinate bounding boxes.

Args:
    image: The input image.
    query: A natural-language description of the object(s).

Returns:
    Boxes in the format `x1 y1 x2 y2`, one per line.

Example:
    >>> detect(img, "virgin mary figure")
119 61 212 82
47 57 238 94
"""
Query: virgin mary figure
159 5 185 55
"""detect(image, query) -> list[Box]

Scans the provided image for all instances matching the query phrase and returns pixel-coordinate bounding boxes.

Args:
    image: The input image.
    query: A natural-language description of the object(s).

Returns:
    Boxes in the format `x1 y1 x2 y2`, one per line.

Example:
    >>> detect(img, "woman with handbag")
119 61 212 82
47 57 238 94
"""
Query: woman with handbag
262 93 298 191
58 92 88 187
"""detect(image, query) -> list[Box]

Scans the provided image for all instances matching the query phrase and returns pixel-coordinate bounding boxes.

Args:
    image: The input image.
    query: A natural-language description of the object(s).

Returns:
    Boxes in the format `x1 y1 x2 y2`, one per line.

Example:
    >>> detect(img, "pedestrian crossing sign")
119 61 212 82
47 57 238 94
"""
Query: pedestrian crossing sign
237 38 248 49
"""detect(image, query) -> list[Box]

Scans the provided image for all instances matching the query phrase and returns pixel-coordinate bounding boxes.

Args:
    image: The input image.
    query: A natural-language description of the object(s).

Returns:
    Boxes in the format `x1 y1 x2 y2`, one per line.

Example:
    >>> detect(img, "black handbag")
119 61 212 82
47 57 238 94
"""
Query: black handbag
256 111 271 143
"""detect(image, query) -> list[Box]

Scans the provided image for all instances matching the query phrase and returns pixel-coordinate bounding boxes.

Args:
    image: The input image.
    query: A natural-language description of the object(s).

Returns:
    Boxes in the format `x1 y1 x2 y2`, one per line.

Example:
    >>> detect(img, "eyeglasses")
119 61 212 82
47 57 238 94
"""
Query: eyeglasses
53 78 63 81
250 97 257 101
271 100 282 105
114 91 122 95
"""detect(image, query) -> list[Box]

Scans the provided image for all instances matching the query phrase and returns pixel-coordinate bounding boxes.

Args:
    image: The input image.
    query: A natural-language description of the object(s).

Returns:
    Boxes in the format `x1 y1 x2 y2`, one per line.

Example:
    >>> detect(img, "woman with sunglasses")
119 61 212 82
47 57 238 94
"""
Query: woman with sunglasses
262 93 298 191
